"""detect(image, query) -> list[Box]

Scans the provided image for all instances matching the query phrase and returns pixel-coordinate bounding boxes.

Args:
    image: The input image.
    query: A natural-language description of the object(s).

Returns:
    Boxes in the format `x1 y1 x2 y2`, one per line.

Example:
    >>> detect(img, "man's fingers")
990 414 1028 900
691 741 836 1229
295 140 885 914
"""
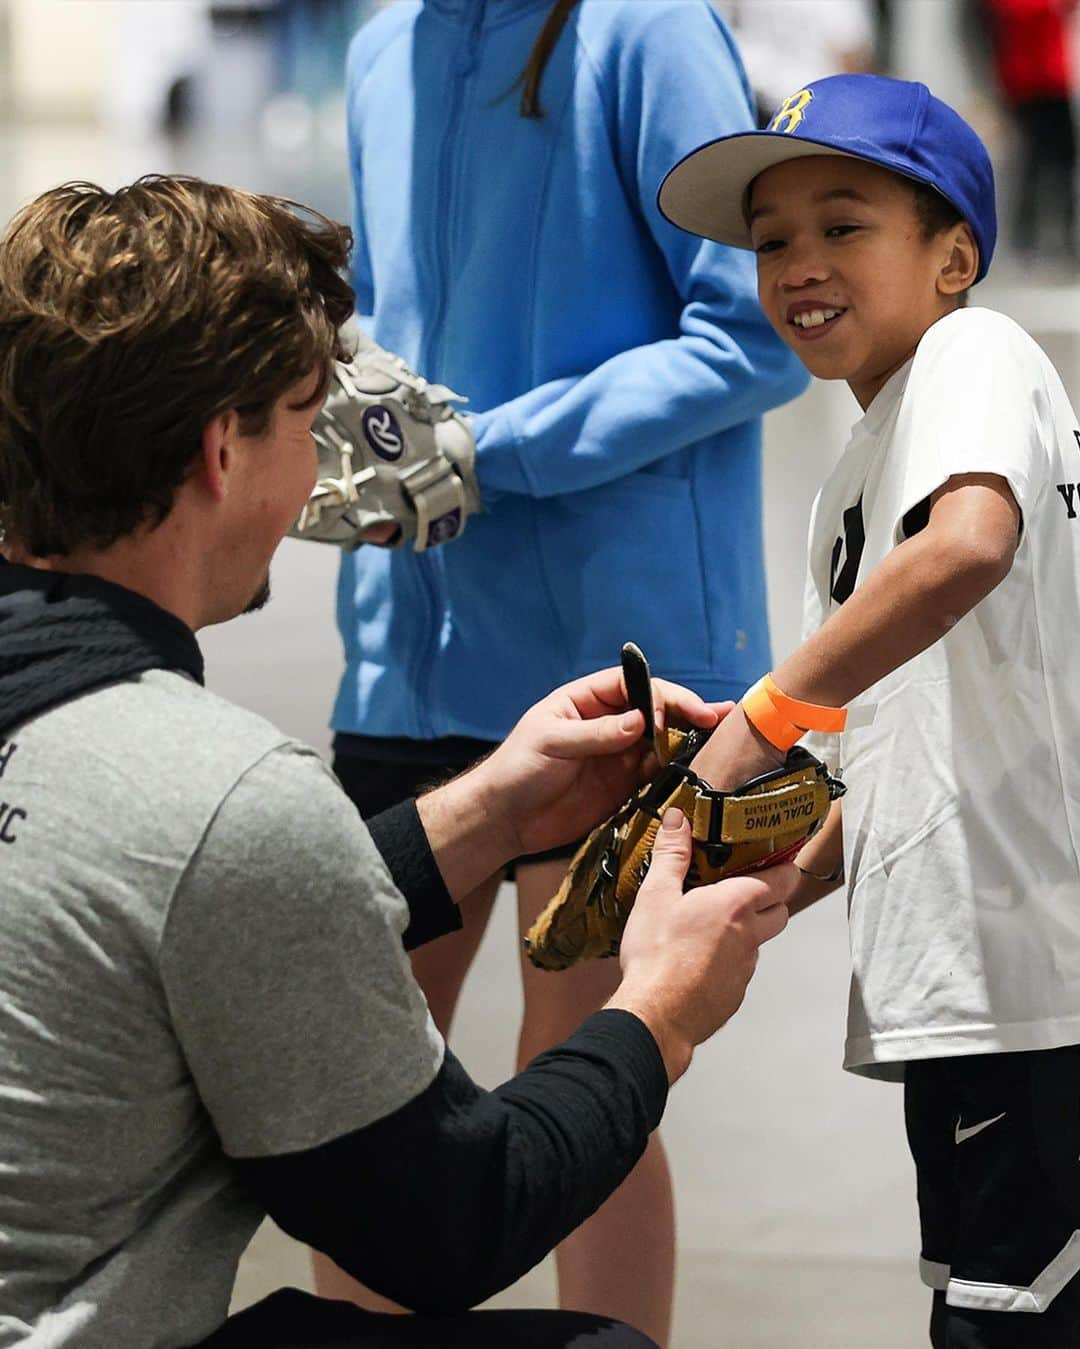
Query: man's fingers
754 901 790 945
539 707 646 760
558 665 636 718
650 678 722 731
750 863 801 911
639 808 692 888
696 865 799 917
556 667 718 730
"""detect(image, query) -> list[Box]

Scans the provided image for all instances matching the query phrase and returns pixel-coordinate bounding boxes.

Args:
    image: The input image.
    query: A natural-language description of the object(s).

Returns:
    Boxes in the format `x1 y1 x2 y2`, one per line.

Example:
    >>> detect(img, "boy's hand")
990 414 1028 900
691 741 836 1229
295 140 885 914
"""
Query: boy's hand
688 701 786 791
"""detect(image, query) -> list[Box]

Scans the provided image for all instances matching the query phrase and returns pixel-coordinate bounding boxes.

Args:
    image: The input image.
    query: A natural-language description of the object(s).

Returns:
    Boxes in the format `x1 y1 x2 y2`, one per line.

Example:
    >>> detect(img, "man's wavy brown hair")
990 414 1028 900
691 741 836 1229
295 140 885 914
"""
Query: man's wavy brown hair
0 175 354 556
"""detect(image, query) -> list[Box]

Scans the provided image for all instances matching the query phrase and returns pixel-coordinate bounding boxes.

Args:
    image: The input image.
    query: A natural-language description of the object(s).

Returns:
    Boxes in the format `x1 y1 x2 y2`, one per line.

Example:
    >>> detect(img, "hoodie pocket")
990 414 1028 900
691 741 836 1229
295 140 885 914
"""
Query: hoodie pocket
537 472 711 675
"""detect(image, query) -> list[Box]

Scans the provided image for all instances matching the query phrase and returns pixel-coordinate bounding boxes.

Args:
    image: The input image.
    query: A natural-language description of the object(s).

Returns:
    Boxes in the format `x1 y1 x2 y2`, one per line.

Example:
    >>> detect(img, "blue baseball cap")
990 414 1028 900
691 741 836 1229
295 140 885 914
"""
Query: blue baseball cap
658 74 997 282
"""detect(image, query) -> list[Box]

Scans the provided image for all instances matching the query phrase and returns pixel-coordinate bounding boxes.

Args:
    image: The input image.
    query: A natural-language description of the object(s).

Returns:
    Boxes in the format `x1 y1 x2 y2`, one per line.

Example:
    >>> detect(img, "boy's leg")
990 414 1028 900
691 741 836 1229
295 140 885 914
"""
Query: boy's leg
906 1046 1080 1348
199 1288 658 1348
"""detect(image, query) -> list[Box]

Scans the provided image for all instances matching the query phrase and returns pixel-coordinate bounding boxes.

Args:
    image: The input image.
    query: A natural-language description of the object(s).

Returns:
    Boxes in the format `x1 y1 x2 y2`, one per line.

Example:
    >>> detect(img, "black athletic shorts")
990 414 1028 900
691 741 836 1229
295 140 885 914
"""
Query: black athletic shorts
198 1287 657 1348
905 1044 1080 1347
332 733 581 876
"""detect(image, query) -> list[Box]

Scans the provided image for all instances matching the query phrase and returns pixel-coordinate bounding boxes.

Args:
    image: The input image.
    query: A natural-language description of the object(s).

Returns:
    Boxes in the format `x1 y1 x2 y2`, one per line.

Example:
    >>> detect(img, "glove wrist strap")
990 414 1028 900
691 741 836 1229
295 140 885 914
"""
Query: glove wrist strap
742 675 847 752
400 457 468 551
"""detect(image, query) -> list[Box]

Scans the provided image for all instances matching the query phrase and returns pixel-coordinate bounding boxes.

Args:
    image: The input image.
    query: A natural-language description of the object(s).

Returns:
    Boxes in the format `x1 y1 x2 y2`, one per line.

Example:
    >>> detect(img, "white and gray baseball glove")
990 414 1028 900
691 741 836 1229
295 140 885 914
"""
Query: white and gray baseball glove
290 333 482 552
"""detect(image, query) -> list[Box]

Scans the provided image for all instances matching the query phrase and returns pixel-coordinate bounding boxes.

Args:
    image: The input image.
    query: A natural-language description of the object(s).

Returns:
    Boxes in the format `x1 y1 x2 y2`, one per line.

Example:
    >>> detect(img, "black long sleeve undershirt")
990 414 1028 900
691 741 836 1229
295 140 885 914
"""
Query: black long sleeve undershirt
233 1009 666 1313
366 798 463 950
239 793 668 1310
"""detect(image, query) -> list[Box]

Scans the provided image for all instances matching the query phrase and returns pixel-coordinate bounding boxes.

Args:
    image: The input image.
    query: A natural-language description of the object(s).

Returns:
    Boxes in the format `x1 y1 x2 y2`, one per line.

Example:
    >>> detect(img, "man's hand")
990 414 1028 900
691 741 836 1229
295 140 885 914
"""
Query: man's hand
478 665 725 859
608 808 794 1083
417 667 724 902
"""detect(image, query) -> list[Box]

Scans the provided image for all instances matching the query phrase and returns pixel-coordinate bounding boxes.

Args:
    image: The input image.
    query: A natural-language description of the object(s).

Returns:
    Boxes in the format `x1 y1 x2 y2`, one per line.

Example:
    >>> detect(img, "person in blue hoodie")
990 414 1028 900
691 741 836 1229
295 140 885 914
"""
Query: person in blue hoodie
322 2 808 1338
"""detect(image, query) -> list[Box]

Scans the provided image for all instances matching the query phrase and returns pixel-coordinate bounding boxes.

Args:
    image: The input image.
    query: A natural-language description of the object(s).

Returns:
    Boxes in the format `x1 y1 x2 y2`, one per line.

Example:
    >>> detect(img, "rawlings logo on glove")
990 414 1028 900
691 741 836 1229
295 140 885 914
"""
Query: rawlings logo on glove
289 333 482 552
524 644 845 971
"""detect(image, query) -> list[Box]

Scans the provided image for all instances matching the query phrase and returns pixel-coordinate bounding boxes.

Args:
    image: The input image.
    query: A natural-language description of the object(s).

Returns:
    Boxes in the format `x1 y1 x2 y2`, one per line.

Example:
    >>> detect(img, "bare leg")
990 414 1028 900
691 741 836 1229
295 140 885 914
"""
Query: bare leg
515 858 675 1349
311 876 502 1309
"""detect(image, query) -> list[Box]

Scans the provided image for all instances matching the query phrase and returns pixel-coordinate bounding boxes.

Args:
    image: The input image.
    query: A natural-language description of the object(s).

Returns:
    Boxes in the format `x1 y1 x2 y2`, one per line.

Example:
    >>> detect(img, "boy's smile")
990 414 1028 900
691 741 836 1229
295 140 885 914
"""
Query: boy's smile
748 156 975 409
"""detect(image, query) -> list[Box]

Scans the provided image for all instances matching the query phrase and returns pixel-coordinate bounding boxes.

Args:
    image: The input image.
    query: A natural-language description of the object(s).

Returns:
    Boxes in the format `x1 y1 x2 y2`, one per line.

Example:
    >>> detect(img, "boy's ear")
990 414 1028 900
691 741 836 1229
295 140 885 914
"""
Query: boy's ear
937 221 979 299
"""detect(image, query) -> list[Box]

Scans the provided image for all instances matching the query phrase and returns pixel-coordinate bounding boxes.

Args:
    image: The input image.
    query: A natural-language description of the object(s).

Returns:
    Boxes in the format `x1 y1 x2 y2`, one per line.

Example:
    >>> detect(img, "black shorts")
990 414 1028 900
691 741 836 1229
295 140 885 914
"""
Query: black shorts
905 1044 1080 1347
199 1287 657 1348
332 734 581 876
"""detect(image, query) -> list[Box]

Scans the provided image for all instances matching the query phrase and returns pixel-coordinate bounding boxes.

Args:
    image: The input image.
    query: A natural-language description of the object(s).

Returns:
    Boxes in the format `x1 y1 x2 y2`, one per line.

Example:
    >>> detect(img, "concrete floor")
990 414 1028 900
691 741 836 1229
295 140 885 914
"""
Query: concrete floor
5 59 1080 1347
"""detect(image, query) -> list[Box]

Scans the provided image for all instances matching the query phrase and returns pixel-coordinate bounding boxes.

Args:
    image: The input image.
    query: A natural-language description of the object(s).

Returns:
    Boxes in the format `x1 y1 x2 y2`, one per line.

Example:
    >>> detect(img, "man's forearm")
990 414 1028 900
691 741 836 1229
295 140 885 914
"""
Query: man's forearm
414 761 518 902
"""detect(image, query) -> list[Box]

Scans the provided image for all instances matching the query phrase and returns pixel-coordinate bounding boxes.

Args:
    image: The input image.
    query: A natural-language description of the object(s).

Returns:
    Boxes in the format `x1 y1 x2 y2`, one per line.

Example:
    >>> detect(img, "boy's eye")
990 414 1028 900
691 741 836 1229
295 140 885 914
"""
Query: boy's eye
825 224 861 238
754 238 784 255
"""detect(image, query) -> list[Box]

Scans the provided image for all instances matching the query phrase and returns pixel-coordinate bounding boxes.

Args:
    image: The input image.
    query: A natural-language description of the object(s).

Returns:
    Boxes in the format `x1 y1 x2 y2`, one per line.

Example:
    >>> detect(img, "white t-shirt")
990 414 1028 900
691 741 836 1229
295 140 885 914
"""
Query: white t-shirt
802 307 1080 1079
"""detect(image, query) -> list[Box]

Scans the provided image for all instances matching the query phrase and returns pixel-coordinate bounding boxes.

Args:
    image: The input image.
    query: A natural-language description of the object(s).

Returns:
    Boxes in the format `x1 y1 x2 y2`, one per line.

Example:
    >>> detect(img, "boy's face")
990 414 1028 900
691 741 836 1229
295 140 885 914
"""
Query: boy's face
747 155 967 409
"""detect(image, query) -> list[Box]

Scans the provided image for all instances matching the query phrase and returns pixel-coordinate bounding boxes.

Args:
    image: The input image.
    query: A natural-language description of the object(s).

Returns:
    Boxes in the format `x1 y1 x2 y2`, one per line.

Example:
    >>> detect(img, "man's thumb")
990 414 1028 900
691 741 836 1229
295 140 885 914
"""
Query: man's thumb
644 807 691 883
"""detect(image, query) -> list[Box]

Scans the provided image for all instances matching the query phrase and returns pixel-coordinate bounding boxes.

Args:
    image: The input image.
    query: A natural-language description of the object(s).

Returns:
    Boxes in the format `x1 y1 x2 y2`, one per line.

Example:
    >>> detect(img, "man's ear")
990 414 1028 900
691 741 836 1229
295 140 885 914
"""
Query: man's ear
938 221 979 299
198 410 239 502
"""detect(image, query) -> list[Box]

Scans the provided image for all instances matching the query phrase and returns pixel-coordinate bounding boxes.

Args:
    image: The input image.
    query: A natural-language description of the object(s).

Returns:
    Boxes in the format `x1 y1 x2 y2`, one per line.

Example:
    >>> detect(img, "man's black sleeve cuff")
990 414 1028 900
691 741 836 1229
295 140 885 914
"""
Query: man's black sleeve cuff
366 799 462 950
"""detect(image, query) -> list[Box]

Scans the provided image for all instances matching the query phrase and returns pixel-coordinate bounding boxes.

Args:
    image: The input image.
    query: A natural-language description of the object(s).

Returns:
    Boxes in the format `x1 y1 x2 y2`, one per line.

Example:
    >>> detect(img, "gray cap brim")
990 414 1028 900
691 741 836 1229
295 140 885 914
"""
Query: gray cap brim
658 134 866 247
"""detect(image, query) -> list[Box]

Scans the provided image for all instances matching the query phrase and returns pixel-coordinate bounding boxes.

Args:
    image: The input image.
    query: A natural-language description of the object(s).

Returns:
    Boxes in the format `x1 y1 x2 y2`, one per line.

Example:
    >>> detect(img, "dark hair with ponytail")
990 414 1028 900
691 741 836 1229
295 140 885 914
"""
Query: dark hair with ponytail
517 0 580 117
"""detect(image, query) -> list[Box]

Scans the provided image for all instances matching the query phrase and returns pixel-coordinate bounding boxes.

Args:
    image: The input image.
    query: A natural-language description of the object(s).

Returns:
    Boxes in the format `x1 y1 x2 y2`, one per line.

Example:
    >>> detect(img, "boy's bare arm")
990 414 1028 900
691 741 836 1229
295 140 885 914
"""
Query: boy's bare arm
694 473 1021 790
787 801 843 916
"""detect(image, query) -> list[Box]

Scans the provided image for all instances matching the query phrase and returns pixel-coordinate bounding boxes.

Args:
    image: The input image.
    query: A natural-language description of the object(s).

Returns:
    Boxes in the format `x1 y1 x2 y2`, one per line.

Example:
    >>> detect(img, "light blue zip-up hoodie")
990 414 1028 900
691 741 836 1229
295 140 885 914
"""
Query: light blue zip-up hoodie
335 0 808 741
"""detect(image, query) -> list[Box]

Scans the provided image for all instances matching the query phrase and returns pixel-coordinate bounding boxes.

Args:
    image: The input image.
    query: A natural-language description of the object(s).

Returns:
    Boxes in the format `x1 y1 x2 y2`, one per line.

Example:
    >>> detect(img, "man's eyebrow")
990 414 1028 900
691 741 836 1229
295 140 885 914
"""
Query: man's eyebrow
748 185 872 225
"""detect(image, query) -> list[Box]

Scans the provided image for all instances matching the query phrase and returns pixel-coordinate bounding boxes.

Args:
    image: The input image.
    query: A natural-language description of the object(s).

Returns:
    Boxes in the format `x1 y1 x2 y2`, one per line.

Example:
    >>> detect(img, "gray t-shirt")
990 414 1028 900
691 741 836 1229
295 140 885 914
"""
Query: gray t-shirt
0 671 443 1349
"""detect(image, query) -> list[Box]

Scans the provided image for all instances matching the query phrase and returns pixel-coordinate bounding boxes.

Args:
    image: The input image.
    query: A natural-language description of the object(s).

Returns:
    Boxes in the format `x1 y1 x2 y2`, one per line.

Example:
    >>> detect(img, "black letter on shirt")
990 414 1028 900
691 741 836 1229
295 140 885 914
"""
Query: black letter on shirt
0 742 16 779
0 804 26 844
830 495 865 605
1057 483 1077 519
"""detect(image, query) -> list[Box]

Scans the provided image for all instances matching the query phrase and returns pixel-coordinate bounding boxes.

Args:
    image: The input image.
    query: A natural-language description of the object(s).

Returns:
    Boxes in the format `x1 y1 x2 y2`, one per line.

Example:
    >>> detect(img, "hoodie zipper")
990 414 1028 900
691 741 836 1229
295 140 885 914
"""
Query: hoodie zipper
412 0 486 737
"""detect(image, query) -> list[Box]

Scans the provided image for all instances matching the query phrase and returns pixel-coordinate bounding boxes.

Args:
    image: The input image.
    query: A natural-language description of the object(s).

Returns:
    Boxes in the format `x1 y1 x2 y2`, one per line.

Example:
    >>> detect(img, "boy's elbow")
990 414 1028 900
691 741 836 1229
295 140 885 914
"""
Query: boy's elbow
931 532 1017 615
955 522 1019 588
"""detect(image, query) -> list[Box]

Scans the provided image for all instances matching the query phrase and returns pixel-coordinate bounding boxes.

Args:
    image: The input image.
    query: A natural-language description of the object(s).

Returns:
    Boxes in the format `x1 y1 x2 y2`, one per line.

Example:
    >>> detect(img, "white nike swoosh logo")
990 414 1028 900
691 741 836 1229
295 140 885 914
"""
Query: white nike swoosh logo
955 1111 1006 1145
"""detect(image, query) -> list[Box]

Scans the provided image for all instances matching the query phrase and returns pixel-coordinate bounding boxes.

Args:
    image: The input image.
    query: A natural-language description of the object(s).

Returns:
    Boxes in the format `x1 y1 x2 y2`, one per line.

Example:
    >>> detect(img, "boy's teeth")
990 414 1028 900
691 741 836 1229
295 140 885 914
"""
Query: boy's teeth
793 308 841 328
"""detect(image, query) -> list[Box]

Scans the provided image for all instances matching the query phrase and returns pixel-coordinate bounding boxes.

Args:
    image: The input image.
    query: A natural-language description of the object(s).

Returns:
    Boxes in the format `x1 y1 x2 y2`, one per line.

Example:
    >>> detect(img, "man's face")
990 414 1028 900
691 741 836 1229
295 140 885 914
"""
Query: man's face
223 369 324 621
748 156 961 409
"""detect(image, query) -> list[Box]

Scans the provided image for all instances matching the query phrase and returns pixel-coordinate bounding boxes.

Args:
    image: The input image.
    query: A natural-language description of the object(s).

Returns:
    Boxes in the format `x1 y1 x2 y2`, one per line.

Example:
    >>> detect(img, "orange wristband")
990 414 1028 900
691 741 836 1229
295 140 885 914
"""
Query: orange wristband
741 675 848 752
762 673 848 734
741 678 803 752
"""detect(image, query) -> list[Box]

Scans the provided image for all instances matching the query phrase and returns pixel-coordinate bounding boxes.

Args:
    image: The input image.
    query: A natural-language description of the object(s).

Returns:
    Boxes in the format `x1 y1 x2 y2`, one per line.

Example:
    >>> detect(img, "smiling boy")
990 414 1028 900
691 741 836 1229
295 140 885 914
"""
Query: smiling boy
658 75 1080 1346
